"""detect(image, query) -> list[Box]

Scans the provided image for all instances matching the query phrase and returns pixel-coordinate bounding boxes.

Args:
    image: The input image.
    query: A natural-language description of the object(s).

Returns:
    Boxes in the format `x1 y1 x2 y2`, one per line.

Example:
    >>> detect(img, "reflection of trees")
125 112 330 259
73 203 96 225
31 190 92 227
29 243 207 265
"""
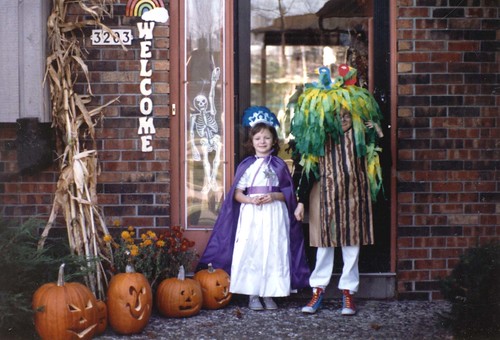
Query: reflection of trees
252 0 326 77
188 0 223 49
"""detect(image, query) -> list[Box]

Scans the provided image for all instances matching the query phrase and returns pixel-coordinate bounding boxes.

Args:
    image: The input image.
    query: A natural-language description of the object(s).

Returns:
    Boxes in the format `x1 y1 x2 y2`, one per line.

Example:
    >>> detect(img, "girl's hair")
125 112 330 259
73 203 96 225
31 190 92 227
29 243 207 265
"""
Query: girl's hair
244 122 280 156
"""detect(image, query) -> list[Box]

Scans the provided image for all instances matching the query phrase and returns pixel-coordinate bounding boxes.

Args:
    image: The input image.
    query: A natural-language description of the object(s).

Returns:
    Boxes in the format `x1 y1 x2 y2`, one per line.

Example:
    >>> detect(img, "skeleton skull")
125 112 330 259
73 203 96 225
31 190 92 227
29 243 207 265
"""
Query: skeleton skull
194 95 208 111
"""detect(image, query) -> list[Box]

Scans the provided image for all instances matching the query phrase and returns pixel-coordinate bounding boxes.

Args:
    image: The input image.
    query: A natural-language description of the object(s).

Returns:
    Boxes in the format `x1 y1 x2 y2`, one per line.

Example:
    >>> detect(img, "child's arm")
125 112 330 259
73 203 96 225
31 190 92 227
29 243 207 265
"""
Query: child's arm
234 188 262 205
294 203 305 221
259 192 285 205
234 189 284 206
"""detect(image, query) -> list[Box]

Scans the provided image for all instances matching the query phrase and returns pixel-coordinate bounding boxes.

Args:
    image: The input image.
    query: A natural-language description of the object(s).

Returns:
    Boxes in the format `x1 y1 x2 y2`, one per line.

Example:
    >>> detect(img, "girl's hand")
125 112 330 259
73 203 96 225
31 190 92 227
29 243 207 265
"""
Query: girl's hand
294 203 305 221
258 194 273 205
248 196 262 205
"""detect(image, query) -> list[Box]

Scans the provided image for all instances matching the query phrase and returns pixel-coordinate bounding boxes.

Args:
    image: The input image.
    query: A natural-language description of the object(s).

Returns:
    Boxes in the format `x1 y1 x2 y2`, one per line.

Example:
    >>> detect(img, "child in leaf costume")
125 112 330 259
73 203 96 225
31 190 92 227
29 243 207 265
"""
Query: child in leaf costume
292 64 384 316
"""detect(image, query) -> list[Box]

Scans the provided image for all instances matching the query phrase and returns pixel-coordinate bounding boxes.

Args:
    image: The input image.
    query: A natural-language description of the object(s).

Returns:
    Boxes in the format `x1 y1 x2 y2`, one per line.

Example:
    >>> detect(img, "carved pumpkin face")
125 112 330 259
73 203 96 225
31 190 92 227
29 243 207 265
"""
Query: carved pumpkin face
107 272 152 335
156 276 202 318
194 264 232 309
32 264 98 340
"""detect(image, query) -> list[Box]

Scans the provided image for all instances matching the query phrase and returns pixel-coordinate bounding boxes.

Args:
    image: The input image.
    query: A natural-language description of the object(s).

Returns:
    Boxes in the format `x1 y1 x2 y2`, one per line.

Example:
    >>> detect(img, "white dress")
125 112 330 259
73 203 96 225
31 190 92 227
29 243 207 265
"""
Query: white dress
229 157 291 297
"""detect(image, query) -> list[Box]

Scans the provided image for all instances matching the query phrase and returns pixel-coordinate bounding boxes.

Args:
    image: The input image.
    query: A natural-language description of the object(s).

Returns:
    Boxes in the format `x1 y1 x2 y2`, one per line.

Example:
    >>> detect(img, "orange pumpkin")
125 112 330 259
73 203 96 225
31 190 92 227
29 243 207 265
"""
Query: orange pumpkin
156 265 202 318
95 300 108 335
194 263 232 309
107 263 152 334
32 263 98 340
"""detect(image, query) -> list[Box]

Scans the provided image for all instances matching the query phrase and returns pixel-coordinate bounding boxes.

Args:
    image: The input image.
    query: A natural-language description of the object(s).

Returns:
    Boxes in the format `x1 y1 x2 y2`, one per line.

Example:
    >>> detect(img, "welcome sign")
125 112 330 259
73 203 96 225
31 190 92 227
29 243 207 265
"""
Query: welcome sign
126 0 169 152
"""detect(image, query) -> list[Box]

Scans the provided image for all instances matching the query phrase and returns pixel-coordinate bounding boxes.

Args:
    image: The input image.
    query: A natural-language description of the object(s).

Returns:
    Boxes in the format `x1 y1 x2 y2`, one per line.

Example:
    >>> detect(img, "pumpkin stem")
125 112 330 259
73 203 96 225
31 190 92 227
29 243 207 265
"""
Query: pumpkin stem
125 262 136 273
57 263 65 287
178 265 185 280
208 263 215 273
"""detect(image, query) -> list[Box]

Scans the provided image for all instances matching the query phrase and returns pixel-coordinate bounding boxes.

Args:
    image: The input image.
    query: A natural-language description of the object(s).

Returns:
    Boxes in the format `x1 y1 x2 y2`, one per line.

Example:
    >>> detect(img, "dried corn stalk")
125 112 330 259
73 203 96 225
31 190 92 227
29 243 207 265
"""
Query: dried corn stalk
38 0 121 300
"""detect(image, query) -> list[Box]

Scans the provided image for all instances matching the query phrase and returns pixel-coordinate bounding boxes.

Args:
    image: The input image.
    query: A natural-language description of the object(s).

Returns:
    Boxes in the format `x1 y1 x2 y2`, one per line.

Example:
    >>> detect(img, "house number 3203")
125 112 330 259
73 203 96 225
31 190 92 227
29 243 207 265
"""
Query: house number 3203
91 29 133 45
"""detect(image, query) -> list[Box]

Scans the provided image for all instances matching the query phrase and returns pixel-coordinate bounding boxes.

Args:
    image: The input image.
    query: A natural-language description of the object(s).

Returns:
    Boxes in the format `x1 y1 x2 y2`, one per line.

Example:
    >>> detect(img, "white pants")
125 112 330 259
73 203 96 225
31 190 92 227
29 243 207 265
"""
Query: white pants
309 246 360 293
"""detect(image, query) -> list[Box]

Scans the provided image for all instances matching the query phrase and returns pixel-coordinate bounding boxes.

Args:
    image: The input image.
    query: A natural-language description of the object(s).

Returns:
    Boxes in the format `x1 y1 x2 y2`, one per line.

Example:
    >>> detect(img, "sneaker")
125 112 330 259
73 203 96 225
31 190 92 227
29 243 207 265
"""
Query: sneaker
301 287 324 314
341 290 356 316
263 297 278 310
248 295 264 311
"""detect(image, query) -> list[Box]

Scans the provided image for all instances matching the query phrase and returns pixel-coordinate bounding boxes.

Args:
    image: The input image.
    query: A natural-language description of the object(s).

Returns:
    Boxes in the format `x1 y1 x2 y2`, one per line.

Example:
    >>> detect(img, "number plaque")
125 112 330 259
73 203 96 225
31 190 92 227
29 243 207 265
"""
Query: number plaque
90 29 133 45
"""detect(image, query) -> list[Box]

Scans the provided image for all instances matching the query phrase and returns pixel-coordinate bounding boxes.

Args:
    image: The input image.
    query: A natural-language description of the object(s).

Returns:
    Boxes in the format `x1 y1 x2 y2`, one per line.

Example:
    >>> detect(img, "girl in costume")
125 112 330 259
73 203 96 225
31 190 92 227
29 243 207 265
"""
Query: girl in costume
197 106 310 310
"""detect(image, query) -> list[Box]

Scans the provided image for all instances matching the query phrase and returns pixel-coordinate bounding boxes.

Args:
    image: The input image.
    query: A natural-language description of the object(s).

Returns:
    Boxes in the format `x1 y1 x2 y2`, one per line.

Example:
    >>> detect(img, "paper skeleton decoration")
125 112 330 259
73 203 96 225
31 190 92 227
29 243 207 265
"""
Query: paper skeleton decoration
189 67 222 194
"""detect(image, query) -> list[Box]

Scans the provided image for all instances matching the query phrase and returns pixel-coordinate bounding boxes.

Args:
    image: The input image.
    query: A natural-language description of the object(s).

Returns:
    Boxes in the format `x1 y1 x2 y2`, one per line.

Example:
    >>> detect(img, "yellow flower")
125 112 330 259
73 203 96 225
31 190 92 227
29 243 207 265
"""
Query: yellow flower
128 226 134 232
103 234 113 243
142 239 153 247
121 231 131 240
129 244 139 256
156 240 165 247
113 220 121 227
141 233 148 241
147 230 157 239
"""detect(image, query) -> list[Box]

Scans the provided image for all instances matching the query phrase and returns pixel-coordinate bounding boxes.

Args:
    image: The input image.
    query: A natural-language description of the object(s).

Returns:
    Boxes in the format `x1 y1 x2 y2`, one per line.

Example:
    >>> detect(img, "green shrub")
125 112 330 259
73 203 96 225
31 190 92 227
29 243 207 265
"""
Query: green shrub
0 218 87 339
439 242 500 339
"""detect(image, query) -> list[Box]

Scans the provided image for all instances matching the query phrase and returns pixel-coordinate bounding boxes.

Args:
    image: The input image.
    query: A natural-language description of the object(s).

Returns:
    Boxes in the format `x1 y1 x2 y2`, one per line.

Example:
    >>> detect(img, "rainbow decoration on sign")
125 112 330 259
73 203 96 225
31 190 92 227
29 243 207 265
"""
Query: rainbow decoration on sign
126 0 165 17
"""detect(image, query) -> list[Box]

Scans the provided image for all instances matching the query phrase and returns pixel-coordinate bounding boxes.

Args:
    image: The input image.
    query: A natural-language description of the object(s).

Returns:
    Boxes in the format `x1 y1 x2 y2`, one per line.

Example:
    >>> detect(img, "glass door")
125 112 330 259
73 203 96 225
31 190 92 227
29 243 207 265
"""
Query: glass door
170 0 234 231
237 0 391 272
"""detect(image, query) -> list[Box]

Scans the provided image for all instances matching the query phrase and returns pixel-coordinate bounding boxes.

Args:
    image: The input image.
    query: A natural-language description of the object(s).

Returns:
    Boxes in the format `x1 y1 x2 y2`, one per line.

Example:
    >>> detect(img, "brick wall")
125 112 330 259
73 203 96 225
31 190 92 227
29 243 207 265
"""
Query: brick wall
0 123 59 219
395 0 499 300
81 2 172 229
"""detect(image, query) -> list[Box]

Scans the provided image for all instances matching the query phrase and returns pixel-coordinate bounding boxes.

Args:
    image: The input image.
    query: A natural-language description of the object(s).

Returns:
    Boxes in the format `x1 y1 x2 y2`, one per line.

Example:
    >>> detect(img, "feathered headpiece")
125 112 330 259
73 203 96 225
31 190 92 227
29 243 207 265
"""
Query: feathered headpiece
242 106 280 128
291 64 384 201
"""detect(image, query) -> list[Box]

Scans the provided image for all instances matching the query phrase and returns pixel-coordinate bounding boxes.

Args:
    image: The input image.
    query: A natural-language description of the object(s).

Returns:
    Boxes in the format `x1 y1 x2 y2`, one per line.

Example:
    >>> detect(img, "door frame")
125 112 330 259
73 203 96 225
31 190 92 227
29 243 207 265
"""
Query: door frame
169 0 235 238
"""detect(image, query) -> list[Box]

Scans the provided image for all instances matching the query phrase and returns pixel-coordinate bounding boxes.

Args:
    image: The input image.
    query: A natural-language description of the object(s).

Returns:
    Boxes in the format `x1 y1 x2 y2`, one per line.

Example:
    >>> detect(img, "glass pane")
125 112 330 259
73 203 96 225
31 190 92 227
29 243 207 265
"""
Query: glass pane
250 0 372 167
184 0 226 228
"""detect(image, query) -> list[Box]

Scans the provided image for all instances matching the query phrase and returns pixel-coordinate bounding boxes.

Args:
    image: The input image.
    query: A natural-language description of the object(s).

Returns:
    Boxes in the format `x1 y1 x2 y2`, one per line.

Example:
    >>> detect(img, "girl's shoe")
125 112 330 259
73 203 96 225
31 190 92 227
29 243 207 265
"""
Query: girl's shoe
263 297 278 310
248 295 264 310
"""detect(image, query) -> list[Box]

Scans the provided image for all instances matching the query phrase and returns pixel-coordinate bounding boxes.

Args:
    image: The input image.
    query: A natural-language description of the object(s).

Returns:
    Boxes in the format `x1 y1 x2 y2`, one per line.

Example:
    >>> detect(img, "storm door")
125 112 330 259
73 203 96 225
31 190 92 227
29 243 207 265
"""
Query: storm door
235 0 392 273
170 0 234 236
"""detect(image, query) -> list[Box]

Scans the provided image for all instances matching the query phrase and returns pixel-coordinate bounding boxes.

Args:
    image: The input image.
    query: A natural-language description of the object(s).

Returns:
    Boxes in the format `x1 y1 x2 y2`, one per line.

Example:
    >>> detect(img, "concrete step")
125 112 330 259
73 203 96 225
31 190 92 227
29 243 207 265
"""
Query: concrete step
297 272 396 300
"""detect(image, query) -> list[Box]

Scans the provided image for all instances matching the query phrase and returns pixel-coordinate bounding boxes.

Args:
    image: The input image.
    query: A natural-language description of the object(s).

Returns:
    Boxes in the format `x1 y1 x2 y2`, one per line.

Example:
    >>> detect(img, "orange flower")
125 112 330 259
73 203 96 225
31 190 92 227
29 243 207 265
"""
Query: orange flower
103 234 113 243
156 240 165 247
113 220 121 227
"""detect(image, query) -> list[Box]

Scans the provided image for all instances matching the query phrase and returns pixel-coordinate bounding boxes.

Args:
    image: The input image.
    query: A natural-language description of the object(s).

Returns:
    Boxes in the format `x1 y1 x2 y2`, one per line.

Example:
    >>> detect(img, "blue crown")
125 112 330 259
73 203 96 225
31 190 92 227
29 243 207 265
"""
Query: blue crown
242 106 280 128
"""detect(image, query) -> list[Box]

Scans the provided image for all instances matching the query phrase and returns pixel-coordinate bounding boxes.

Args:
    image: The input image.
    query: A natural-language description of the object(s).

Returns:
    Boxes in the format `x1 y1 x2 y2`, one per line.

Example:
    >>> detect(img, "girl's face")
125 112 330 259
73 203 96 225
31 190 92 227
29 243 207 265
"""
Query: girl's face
252 128 274 157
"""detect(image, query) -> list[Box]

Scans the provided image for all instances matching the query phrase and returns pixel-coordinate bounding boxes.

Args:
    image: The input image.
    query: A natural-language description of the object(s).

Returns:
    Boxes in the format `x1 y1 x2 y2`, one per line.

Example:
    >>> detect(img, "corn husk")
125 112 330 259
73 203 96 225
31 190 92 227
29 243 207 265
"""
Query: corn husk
38 0 121 300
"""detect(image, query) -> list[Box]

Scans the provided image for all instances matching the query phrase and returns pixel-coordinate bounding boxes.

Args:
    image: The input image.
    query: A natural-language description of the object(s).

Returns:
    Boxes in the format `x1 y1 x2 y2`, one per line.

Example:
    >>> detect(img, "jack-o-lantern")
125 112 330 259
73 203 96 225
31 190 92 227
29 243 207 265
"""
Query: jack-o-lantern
32 263 99 340
95 300 108 335
156 265 202 318
194 263 232 309
107 263 152 335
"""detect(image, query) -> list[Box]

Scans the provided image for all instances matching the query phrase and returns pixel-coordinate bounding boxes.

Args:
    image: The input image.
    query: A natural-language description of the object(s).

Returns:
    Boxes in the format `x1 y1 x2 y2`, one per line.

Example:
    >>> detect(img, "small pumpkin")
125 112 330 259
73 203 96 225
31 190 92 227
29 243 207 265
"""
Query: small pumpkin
107 263 152 334
194 263 232 309
156 265 202 318
95 300 108 335
32 263 98 340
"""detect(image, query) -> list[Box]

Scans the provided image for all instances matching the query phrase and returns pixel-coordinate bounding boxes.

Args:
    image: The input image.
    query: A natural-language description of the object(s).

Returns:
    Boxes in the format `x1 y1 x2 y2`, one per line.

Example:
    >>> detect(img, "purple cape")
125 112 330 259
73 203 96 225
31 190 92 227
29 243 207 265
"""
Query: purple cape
197 155 310 290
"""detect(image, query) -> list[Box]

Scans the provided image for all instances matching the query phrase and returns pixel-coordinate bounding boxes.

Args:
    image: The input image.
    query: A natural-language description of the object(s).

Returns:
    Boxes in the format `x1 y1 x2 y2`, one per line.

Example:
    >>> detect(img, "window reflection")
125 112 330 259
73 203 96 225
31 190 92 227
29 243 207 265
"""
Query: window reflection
250 0 372 166
184 0 225 228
